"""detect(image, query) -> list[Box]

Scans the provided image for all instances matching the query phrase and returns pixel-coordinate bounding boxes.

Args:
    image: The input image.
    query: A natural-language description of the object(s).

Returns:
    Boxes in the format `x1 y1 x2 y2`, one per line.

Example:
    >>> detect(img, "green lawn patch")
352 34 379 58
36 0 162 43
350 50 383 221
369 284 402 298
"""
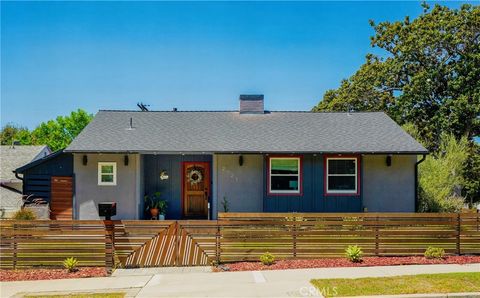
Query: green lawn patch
311 272 480 297
24 293 125 298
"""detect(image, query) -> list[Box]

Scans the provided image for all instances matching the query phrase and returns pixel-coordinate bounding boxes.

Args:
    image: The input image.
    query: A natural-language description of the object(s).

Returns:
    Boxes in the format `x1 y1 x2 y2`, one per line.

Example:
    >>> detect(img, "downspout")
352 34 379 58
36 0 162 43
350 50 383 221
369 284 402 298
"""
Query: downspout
415 154 427 212
14 171 25 194
14 171 23 182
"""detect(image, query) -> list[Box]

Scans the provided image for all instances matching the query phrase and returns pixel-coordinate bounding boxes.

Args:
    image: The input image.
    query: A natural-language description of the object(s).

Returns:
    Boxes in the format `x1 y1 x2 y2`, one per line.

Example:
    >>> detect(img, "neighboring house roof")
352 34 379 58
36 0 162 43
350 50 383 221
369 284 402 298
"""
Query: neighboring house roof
0 186 23 209
66 110 427 154
0 145 52 183
14 149 65 174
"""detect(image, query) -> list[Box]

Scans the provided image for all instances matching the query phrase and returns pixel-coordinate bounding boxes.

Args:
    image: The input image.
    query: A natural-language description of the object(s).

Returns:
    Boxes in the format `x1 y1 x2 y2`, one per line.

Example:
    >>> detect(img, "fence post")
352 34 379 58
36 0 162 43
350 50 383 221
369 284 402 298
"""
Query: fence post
375 216 379 257
216 221 221 265
104 220 115 273
292 216 297 258
175 221 181 266
12 223 17 270
456 213 461 255
477 211 479 232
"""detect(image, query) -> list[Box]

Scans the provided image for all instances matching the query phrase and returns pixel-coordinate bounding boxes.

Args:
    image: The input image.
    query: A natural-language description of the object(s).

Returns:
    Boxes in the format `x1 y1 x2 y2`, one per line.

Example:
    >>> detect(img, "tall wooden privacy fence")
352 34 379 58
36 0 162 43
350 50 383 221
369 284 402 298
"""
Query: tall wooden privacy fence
218 213 480 261
0 213 478 269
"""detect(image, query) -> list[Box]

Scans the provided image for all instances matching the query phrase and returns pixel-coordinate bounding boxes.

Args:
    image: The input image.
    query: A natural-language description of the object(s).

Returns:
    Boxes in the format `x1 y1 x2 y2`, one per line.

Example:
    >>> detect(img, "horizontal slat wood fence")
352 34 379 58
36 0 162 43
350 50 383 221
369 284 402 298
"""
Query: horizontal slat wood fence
0 221 107 269
1 213 478 269
218 213 480 261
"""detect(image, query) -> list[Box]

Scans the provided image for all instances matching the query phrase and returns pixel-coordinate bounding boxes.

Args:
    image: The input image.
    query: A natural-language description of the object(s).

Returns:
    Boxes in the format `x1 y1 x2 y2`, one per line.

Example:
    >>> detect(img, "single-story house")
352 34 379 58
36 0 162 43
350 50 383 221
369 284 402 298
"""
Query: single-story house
0 145 51 218
63 95 428 220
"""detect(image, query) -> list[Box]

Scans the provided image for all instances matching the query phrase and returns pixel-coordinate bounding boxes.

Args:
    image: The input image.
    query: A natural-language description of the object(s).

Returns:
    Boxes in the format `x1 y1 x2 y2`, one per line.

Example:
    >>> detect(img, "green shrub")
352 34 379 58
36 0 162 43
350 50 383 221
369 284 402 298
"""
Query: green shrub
424 246 445 259
63 257 79 272
345 245 363 262
260 252 275 265
418 134 468 212
13 209 36 220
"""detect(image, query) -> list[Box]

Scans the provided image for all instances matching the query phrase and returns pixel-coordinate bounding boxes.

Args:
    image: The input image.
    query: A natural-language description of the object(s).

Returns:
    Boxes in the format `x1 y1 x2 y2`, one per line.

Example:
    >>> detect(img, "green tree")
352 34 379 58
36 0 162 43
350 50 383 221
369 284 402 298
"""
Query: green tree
463 143 480 205
418 134 469 212
0 123 32 145
312 55 396 114
314 3 480 203
313 4 480 148
31 109 93 151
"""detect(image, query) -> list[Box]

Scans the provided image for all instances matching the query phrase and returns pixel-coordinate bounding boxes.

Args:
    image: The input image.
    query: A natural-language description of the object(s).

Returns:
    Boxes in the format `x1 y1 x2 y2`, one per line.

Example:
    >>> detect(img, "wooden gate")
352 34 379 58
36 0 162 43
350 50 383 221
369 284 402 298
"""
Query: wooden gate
114 220 217 267
50 176 73 220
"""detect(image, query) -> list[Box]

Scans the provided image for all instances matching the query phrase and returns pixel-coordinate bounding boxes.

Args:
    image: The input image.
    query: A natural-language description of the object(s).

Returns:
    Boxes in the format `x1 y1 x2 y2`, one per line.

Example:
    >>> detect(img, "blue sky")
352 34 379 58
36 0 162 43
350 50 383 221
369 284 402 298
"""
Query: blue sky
1 1 472 129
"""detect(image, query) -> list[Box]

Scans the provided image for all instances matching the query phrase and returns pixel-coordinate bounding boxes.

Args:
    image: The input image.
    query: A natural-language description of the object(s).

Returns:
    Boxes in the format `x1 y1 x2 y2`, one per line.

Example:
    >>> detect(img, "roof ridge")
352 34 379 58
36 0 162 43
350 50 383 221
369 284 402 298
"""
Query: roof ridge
98 109 386 114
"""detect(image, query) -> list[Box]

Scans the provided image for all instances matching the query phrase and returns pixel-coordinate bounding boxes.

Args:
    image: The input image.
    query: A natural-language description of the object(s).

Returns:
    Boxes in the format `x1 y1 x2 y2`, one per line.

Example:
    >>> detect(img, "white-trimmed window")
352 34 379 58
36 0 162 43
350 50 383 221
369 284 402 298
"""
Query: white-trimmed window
268 157 301 195
98 162 117 186
326 157 358 194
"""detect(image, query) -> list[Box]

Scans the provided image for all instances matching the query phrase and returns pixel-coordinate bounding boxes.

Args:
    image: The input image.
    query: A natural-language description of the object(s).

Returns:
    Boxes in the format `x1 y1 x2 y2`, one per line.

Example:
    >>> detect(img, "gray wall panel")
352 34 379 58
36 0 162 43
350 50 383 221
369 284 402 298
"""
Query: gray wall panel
363 155 416 212
215 154 264 216
74 153 139 219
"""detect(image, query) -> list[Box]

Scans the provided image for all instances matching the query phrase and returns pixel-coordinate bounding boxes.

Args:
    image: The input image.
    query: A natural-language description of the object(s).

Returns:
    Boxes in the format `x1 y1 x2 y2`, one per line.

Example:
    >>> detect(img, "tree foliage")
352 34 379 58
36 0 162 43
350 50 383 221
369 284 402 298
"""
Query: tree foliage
314 3 480 204
463 143 480 205
0 109 93 151
0 123 32 145
418 133 469 212
312 56 396 113
31 109 93 151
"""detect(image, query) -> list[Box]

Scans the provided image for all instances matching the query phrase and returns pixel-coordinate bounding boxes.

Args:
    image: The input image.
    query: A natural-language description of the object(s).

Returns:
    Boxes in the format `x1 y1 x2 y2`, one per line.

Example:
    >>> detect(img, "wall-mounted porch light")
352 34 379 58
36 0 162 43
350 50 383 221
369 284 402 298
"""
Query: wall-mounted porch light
82 155 88 166
239 155 244 166
124 155 129 166
160 170 169 180
386 155 392 167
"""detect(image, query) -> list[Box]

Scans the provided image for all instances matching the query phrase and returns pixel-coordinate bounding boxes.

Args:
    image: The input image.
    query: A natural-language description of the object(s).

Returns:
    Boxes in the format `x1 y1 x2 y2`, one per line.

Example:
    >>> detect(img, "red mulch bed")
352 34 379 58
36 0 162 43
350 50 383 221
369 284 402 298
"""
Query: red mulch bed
215 256 480 272
0 267 108 282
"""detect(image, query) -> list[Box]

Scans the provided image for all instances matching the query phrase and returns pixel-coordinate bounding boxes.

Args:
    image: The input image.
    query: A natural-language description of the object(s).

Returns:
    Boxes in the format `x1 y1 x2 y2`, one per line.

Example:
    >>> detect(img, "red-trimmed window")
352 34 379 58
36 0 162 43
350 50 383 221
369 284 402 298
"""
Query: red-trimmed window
325 156 359 195
268 156 302 195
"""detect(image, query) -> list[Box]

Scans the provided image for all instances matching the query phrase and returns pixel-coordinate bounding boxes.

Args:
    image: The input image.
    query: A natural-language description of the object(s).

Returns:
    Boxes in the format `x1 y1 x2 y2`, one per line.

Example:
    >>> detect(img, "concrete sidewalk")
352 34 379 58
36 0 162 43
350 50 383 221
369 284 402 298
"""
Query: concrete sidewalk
1 263 479 298
0 275 151 298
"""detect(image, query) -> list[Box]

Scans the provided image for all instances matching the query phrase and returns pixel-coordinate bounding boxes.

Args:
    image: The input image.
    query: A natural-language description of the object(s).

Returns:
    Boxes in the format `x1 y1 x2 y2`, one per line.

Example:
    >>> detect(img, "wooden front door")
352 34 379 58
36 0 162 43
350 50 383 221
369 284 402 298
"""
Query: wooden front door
50 176 73 220
182 162 210 219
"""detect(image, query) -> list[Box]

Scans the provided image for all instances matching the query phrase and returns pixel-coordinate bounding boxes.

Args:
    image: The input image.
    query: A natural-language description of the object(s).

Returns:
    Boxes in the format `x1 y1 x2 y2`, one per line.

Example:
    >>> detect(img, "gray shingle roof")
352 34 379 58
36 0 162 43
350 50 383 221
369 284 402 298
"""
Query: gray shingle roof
0 145 51 182
0 186 22 209
65 111 428 154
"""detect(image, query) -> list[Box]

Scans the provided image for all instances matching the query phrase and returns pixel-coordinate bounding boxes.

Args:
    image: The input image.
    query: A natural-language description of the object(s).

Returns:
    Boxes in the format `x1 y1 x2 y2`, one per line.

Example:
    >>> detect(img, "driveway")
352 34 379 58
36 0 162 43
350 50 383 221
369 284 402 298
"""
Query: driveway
1 263 479 297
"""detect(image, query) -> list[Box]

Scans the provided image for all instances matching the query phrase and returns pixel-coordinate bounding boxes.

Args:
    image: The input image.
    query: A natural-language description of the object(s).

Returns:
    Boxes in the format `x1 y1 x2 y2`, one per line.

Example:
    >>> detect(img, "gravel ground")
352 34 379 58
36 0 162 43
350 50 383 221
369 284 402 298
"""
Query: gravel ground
0 267 108 282
216 255 480 272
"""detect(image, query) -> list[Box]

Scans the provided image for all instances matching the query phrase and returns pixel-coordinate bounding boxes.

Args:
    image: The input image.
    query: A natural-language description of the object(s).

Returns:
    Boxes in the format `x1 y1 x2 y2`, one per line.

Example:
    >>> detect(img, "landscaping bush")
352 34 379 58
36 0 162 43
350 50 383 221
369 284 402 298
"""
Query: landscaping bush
418 134 468 212
260 252 275 265
63 257 79 272
345 245 363 262
13 209 36 220
424 246 445 259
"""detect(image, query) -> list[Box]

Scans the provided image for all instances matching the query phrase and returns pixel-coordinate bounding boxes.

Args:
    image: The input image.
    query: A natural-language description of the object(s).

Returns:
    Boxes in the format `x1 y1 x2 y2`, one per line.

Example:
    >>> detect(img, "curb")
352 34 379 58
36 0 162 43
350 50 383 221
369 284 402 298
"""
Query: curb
340 292 480 298
12 288 142 298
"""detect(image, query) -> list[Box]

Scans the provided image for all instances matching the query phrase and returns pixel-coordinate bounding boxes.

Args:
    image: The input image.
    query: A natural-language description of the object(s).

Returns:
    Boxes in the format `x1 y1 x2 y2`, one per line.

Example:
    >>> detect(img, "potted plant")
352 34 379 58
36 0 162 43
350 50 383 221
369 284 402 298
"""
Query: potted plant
157 199 168 220
144 192 168 220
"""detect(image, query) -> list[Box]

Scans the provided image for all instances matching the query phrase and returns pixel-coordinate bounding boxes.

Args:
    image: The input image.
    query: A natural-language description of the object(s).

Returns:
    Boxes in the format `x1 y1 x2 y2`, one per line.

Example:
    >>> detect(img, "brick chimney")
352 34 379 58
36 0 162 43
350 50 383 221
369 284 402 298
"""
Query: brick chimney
239 94 264 114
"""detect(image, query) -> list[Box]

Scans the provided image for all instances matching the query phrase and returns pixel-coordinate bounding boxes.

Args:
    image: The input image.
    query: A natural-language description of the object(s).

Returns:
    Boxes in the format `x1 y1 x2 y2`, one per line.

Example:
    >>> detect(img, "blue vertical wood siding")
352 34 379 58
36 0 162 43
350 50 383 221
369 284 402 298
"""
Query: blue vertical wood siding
144 153 362 218
263 154 363 212
23 153 73 202
143 154 212 219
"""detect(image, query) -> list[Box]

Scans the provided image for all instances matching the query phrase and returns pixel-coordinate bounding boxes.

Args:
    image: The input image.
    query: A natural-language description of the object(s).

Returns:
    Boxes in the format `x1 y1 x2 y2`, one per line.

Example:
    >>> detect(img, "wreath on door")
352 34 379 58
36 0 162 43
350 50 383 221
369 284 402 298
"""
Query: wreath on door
187 169 203 185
